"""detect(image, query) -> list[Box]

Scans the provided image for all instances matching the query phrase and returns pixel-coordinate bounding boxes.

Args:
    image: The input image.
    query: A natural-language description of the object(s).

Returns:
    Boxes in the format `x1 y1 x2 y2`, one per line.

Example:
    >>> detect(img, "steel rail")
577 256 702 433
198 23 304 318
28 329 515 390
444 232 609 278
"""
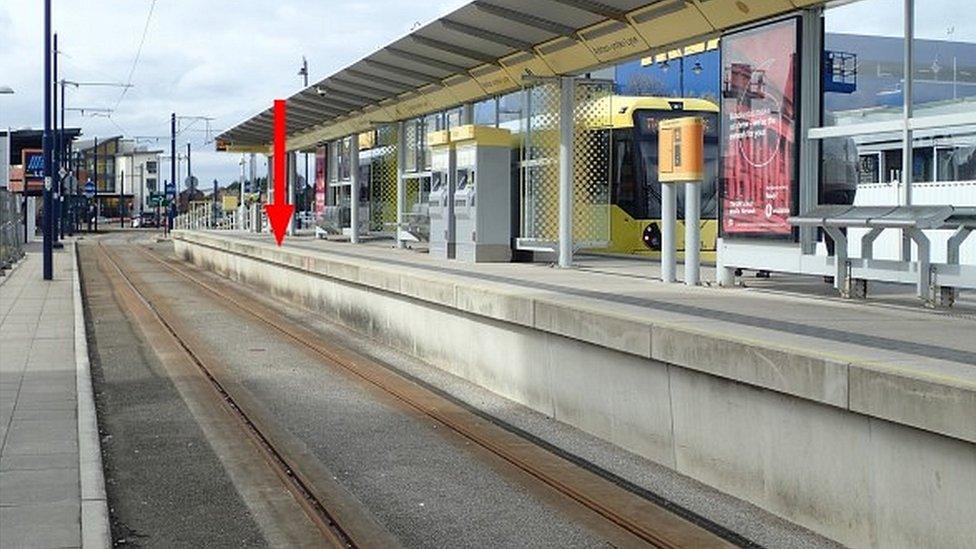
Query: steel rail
133 241 739 549
93 239 361 549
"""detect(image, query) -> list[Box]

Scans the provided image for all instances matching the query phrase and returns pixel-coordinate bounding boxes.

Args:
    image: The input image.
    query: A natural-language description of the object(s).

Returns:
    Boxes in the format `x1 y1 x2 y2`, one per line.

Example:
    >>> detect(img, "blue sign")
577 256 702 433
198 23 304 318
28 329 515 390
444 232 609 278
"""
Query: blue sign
24 152 45 178
165 181 176 199
83 180 96 198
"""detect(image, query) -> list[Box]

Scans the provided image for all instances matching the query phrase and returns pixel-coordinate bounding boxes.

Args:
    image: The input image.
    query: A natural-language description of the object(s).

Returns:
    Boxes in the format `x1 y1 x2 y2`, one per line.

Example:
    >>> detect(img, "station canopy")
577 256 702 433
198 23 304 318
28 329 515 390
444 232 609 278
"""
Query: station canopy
217 0 823 152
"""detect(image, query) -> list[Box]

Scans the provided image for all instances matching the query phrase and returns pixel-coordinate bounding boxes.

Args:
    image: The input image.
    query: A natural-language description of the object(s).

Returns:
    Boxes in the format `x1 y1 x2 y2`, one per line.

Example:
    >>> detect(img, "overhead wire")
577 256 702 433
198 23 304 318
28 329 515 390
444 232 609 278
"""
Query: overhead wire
112 0 158 113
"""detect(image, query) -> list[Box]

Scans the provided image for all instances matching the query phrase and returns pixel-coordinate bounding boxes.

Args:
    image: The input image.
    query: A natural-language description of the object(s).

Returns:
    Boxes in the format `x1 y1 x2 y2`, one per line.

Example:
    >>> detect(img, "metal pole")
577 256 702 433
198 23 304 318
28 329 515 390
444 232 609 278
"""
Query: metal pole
239 154 245 228
169 113 175 230
61 79 71 236
186 142 192 192
52 32 61 245
661 183 676 282
139 164 144 217
42 0 53 280
396 121 406 249
684 183 701 286
349 136 360 244
901 0 914 261
557 77 574 268
93 137 98 232
120 169 124 228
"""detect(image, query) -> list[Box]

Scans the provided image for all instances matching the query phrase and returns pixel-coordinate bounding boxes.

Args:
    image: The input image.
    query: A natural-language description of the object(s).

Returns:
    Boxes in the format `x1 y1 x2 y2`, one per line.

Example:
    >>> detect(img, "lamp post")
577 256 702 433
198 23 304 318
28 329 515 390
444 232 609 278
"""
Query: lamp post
0 86 12 196
42 0 53 280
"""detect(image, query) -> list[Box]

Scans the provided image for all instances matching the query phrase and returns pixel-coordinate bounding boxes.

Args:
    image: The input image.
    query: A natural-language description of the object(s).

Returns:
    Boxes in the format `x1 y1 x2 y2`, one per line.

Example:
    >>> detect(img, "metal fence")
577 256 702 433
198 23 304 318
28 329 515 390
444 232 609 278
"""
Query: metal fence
174 202 265 233
1 189 24 271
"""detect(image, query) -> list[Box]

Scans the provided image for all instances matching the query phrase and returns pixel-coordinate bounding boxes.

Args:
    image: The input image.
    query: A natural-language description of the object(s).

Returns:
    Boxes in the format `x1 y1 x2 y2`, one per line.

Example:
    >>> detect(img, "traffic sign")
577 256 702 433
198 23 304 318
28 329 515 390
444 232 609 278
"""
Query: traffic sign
165 181 176 199
83 180 96 198
59 167 68 178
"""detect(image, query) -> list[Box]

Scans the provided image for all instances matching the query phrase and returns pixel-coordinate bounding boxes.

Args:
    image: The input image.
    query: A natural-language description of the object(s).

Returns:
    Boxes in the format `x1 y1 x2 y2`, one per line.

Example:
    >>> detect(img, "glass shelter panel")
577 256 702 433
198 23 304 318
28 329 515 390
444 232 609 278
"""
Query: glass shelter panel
518 79 612 248
822 0 905 128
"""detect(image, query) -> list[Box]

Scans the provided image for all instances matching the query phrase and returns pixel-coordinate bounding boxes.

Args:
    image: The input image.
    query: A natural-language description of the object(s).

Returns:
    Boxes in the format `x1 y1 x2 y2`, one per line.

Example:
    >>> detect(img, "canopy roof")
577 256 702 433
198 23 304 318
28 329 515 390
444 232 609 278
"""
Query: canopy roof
217 0 821 152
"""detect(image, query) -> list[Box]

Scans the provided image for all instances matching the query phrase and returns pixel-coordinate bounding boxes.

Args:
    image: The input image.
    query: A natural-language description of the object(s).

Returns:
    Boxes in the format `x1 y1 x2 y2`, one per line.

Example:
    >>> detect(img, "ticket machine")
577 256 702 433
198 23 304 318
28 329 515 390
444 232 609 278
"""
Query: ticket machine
428 130 455 259
450 125 512 263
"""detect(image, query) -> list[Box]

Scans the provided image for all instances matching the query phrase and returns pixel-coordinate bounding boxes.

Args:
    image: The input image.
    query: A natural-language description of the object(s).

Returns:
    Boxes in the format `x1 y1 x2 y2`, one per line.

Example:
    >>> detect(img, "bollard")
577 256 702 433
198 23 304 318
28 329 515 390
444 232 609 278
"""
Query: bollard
661 183 677 283
658 116 705 285
684 182 701 286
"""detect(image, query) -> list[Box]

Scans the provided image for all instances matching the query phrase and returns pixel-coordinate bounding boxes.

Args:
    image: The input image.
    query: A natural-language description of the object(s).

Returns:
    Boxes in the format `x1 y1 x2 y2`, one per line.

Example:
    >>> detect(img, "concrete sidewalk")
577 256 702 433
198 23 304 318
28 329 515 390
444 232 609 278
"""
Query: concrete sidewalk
0 243 109 549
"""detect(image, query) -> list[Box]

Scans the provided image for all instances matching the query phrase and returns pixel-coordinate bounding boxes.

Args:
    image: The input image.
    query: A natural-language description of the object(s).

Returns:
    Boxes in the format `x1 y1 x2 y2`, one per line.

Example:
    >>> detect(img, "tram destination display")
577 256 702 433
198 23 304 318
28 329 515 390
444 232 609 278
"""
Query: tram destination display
719 18 799 238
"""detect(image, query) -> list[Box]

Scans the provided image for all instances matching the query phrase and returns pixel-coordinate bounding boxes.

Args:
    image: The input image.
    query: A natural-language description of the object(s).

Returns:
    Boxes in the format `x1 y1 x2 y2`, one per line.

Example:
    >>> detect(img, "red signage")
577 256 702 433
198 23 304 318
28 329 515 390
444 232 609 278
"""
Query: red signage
314 146 326 215
720 18 799 237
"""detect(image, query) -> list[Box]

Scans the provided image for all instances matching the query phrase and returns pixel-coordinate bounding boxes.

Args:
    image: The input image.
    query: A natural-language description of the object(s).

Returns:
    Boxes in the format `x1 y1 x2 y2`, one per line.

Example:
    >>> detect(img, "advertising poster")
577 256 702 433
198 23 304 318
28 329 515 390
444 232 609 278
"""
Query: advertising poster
720 18 799 237
315 146 327 215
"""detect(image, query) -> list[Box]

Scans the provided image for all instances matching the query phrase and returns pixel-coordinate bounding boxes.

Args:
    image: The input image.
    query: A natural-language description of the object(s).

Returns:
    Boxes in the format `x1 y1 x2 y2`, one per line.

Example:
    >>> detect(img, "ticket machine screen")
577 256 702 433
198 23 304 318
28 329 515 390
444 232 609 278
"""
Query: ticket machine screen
457 169 473 190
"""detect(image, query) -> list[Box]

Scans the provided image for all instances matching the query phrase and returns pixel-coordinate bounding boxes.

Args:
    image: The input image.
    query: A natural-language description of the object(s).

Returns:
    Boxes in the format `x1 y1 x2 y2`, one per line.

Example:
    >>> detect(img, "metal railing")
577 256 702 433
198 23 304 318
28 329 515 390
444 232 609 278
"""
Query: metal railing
1 189 25 271
174 203 266 233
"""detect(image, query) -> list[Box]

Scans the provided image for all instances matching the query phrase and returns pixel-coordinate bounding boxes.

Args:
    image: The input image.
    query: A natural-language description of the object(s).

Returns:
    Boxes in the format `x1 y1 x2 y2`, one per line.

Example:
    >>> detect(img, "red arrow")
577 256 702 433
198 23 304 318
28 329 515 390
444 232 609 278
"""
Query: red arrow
265 99 294 246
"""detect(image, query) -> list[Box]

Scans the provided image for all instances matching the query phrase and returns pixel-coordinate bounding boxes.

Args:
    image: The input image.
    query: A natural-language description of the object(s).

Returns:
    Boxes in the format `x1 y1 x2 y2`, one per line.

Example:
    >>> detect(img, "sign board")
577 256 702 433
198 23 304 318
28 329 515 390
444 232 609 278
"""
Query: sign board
315 145 327 215
148 193 168 207
83 180 96 198
659 117 705 183
19 149 45 195
222 196 239 212
720 18 799 238
165 181 176 199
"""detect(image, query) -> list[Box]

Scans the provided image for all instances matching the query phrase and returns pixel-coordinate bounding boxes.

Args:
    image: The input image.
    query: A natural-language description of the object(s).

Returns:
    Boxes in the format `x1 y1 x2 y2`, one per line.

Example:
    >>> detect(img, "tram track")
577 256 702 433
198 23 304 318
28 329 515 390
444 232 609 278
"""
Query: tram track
95 233 745 548
92 238 391 548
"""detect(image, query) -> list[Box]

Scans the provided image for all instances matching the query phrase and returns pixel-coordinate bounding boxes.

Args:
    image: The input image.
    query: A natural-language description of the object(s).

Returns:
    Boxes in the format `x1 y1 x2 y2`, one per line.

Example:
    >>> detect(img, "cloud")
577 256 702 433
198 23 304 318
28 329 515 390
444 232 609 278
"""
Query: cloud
1 0 467 186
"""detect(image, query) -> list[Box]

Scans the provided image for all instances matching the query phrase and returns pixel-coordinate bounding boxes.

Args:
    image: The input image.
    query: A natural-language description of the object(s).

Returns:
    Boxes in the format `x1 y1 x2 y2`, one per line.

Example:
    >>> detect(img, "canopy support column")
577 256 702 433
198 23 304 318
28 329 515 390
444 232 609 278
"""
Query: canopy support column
558 77 574 269
349 136 360 244
396 121 407 248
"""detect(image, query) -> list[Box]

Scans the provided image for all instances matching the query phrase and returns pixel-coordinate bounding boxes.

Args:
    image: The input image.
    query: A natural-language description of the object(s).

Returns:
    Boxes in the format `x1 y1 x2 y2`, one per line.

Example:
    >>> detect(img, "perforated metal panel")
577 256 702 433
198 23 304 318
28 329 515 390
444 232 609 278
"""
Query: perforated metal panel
518 78 612 250
573 80 612 247
521 81 561 243
369 125 399 232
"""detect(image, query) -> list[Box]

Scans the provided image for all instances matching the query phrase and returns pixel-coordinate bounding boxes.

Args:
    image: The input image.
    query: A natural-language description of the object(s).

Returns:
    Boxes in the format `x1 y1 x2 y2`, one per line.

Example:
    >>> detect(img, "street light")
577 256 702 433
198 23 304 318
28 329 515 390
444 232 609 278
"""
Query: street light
1 87 12 201
0 86 13 128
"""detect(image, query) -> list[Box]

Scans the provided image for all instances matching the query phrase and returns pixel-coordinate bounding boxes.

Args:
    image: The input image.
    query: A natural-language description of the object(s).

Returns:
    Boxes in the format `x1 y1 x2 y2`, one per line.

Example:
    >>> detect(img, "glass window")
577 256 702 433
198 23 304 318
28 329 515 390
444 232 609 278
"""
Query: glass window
498 90 524 133
823 0 905 127
614 49 720 102
474 98 497 126
936 142 976 181
912 0 976 111
912 147 934 182
858 153 881 184
446 107 463 129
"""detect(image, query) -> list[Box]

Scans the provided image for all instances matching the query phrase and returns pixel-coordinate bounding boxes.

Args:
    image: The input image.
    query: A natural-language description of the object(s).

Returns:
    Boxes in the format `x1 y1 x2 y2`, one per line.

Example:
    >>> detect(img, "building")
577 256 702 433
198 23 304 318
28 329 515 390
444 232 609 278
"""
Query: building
2 128 83 240
73 137 163 218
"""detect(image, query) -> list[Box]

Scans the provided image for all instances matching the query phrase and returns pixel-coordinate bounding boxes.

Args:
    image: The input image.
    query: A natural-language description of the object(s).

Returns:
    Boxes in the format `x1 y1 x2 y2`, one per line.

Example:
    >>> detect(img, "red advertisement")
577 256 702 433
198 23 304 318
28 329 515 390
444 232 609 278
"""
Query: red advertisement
314 146 327 215
720 18 798 237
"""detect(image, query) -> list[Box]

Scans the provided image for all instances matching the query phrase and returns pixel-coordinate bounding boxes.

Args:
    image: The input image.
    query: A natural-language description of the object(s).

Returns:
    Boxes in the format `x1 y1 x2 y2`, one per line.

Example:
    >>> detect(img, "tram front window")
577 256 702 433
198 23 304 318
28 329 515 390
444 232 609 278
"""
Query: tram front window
619 110 719 220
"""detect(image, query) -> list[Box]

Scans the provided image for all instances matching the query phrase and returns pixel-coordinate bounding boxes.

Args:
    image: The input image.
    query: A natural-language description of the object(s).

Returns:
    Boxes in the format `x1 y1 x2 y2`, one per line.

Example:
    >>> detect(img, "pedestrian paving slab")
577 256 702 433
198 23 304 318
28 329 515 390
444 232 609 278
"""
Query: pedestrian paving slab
0 245 87 549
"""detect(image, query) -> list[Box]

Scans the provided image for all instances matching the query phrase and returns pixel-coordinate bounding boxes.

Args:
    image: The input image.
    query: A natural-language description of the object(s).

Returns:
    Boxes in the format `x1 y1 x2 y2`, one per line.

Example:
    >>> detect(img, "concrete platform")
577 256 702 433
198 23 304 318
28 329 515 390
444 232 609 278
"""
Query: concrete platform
174 230 976 549
0 243 109 549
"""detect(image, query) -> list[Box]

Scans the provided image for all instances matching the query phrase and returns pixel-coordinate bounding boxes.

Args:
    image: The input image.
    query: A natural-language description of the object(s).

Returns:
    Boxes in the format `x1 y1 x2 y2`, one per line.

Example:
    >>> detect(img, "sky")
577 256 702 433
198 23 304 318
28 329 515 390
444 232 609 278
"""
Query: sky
1 0 970 187
0 0 467 187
